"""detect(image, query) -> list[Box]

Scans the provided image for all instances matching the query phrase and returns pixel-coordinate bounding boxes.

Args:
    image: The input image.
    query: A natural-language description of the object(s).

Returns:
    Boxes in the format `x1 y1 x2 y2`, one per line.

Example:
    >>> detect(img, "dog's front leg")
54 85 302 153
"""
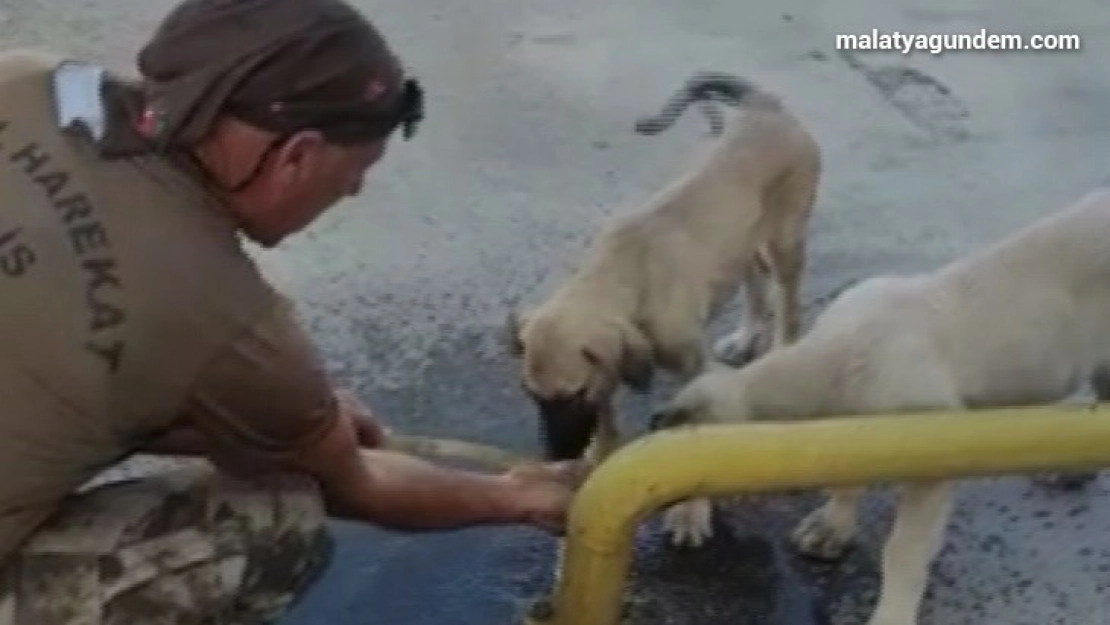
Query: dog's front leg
583 406 620 467
866 479 954 625
791 486 866 560
659 352 718 549
662 498 715 548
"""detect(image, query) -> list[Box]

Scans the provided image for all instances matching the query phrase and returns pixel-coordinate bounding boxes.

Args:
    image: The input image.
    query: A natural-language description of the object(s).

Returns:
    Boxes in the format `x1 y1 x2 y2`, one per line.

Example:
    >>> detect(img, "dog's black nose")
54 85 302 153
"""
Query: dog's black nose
537 395 599 460
541 419 595 460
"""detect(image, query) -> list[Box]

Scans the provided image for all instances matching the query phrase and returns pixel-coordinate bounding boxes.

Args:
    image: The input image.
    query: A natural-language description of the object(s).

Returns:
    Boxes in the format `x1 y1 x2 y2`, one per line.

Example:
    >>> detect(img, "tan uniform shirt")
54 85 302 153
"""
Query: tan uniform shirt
0 50 339 560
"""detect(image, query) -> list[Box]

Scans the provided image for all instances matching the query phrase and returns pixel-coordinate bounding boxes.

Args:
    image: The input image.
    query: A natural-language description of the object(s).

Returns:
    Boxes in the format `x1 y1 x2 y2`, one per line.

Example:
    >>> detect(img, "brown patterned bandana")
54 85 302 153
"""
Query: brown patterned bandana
102 0 423 157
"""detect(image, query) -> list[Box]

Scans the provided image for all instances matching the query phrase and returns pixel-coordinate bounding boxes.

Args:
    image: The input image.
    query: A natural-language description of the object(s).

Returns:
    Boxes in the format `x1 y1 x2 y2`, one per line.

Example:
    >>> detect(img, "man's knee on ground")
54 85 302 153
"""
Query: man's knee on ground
205 468 334 611
0 463 334 625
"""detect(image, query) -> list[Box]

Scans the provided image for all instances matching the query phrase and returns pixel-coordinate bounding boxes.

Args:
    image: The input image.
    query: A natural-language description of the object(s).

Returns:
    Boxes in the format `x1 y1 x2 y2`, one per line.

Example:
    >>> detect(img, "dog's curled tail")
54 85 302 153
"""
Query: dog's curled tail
634 71 780 137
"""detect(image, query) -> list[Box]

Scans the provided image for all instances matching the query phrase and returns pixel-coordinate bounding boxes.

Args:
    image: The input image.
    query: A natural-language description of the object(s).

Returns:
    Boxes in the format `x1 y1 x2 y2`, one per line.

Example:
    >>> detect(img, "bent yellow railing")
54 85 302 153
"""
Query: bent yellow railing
526 403 1110 625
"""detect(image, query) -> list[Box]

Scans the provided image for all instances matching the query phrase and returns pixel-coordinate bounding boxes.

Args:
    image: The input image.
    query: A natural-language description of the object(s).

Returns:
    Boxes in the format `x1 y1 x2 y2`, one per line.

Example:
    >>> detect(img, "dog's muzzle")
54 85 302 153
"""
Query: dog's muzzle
535 392 600 461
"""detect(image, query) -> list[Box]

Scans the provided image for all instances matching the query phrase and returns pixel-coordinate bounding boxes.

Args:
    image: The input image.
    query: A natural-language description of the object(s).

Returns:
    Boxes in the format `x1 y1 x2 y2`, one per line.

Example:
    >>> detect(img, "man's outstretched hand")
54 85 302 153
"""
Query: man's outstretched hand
503 460 589 535
333 387 591 535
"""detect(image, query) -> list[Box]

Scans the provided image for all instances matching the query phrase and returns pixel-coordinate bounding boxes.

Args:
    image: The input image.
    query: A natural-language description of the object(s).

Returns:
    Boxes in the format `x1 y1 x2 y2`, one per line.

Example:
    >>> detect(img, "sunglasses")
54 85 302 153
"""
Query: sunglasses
233 77 426 146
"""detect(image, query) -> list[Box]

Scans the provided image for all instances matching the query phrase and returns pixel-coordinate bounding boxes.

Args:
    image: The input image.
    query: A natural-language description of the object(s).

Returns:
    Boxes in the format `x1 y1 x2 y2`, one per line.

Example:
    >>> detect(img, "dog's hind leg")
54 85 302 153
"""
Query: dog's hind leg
713 252 775 367
760 146 819 353
764 163 817 351
866 479 955 625
713 143 818 368
791 486 866 560
765 231 806 349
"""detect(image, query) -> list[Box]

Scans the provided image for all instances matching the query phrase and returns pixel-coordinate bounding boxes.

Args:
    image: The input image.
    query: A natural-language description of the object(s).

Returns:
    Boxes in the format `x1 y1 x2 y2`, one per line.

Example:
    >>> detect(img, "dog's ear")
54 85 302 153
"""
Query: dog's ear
582 318 655 393
616 321 655 392
503 310 529 357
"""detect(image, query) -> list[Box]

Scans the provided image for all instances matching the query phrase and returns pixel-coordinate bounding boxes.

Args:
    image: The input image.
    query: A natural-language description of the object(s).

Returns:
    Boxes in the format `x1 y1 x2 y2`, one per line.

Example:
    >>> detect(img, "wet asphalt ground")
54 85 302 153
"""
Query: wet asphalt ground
5 0 1110 623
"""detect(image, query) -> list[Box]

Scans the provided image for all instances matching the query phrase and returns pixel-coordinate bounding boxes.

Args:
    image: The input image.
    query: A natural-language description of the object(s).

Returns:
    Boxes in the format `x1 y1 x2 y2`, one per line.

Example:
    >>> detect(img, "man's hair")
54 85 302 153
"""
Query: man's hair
131 0 423 152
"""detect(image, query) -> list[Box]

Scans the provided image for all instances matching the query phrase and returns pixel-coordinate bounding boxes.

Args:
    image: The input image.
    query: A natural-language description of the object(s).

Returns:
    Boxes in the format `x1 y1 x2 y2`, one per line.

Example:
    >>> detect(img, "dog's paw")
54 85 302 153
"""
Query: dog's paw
1032 471 1099 491
662 499 715 548
791 508 854 561
713 329 763 367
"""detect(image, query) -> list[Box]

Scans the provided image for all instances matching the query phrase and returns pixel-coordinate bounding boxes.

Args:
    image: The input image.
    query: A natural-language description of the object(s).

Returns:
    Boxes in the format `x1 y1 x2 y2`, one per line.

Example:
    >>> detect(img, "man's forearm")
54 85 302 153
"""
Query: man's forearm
294 416 532 531
344 449 529 530
152 410 555 532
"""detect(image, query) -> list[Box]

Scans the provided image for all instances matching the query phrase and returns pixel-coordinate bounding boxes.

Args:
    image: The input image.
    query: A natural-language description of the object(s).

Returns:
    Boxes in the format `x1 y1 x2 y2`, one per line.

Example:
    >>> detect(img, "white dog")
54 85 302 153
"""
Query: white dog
650 187 1110 625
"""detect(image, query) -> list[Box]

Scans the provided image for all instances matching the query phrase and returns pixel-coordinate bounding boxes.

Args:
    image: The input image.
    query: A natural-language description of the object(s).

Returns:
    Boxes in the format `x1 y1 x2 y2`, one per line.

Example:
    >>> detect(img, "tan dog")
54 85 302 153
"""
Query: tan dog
650 188 1110 625
505 72 822 546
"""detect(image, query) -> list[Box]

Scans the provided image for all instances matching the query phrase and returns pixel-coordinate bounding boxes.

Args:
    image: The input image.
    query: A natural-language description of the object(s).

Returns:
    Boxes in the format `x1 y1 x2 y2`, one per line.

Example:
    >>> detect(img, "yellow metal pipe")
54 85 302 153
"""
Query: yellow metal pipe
530 403 1110 625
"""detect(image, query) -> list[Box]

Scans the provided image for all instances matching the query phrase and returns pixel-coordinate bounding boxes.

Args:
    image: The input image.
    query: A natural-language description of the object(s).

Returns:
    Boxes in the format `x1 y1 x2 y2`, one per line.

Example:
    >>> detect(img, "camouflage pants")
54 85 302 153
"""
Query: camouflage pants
0 461 332 625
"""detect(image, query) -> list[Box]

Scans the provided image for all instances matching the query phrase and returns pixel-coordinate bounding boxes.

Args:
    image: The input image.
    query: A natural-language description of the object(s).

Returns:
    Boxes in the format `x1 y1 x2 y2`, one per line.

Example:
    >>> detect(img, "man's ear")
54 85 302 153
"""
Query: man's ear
503 309 529 357
270 129 328 185
275 130 326 165
616 321 654 392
